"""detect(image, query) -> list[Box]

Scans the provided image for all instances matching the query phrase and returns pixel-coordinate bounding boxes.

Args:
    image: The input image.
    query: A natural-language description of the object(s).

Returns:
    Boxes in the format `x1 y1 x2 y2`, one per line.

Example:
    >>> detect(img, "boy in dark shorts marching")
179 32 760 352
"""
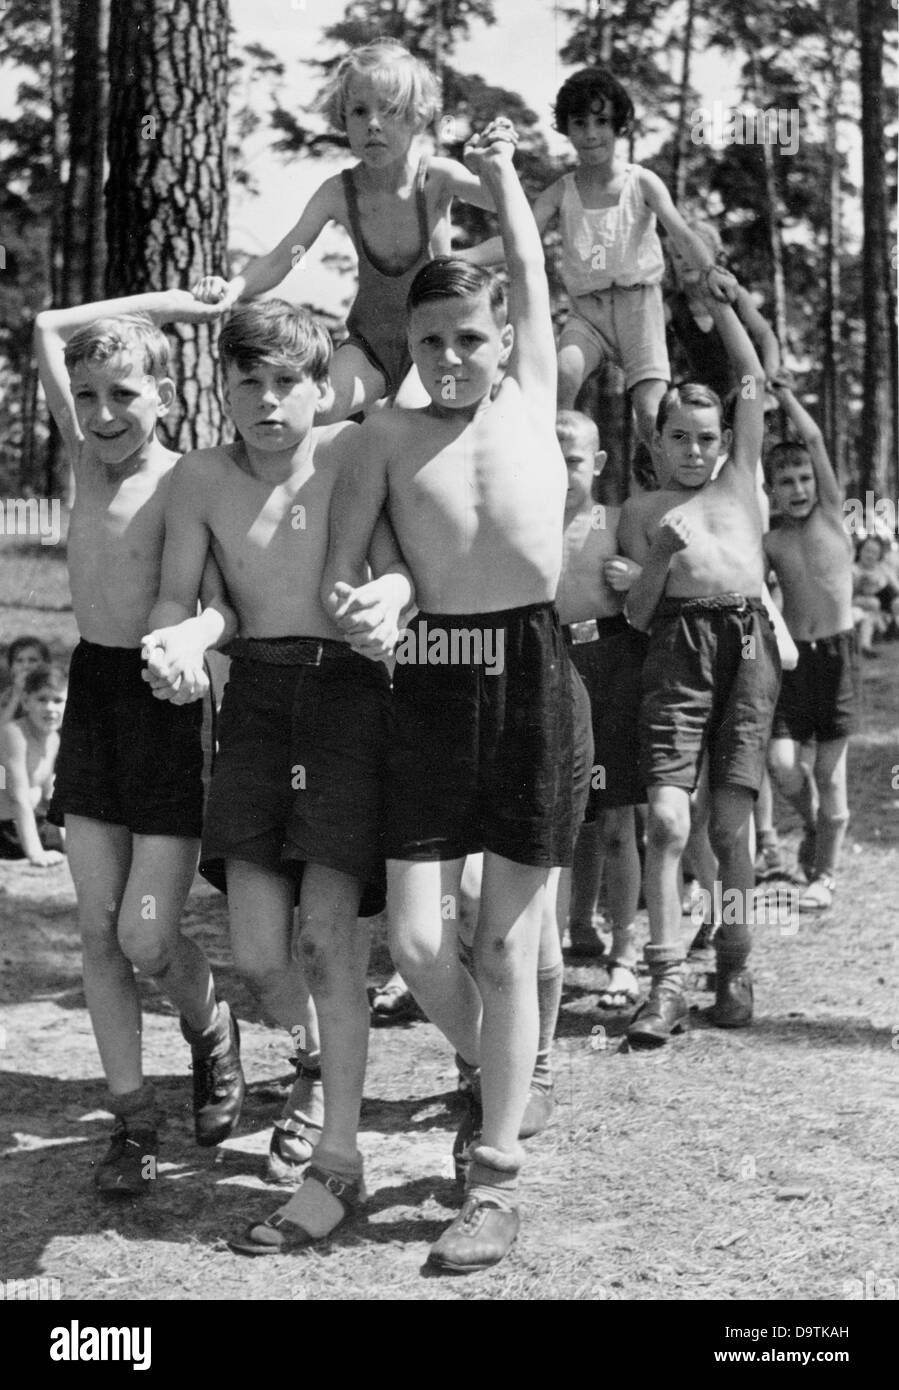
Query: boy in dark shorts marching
763 375 857 912
143 300 413 1252
618 285 780 1046
555 411 647 1004
324 120 573 1271
33 293 245 1194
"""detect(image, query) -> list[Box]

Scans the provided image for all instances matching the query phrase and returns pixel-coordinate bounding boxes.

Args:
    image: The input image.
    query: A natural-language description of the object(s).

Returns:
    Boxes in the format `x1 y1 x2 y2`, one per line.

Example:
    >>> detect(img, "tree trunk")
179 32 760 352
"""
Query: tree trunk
105 0 229 452
820 21 844 479
64 0 111 306
857 0 891 497
671 0 696 204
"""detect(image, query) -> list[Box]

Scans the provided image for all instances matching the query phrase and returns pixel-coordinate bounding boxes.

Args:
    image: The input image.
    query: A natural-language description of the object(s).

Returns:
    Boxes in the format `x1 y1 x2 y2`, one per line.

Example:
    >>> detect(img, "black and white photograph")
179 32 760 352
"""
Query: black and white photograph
0 0 896 1332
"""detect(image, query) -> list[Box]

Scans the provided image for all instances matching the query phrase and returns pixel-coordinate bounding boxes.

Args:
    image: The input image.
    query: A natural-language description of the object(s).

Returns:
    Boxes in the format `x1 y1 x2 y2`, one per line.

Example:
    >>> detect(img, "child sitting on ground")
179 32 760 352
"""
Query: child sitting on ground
0 663 67 866
0 635 52 725
192 39 502 422
764 375 857 911
852 535 899 657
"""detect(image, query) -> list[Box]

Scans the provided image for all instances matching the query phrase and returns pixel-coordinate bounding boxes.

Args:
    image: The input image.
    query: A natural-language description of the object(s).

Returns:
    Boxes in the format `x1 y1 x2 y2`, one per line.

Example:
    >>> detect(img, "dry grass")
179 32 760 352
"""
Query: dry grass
1 535 897 1301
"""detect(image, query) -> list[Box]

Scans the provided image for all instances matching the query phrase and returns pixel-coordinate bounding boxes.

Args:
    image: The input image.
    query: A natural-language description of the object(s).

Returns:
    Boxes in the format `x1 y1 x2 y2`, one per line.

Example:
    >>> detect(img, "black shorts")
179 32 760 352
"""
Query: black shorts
386 603 575 867
47 640 203 837
200 637 390 918
771 630 859 744
640 595 781 796
570 662 594 829
0 814 60 859
566 614 648 813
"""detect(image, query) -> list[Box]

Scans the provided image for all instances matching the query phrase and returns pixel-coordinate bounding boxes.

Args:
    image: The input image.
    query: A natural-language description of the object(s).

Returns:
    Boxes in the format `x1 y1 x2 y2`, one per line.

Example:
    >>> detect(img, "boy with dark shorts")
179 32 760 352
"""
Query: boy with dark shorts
323 121 573 1271
142 300 412 1252
555 411 647 1008
618 285 780 1046
33 292 245 1194
763 375 857 912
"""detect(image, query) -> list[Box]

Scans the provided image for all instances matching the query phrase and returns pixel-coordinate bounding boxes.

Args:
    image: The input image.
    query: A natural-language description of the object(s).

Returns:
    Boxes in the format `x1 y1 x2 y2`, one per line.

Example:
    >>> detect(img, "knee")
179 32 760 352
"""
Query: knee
647 804 689 855
117 921 175 978
474 934 530 991
390 930 440 983
708 818 747 863
232 939 289 997
598 810 629 859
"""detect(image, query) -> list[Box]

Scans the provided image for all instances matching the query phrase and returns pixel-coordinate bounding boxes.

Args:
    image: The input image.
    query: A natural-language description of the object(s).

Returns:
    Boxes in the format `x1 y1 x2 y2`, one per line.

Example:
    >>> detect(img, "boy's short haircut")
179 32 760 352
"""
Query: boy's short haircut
320 39 440 134
765 440 811 485
553 68 634 137
7 635 52 668
64 313 171 381
23 663 67 698
556 409 599 450
219 300 332 382
656 382 723 434
856 534 885 559
407 257 507 322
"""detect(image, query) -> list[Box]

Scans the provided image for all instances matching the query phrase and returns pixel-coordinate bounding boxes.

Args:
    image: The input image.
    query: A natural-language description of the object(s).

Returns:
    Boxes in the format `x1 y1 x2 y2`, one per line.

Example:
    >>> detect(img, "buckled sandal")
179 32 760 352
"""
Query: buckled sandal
228 1166 365 1256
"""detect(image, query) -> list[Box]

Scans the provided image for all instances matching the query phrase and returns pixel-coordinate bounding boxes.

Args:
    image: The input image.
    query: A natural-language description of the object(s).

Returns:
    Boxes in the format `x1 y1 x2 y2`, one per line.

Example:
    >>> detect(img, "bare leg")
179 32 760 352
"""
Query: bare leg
568 820 605 948
388 857 482 1066
475 852 547 1154
811 738 850 876
631 378 666 453
557 337 601 413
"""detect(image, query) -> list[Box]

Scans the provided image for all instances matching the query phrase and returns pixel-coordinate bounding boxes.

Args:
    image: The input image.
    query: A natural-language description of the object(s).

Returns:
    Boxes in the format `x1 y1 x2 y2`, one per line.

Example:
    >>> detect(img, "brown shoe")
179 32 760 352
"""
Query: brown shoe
626 985 689 1049
428 1193 520 1272
710 965 753 1028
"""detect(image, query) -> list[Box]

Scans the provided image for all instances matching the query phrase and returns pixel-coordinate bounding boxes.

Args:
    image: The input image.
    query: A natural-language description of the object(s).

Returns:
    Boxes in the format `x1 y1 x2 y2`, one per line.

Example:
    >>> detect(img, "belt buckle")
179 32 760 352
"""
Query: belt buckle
569 619 599 645
308 641 323 667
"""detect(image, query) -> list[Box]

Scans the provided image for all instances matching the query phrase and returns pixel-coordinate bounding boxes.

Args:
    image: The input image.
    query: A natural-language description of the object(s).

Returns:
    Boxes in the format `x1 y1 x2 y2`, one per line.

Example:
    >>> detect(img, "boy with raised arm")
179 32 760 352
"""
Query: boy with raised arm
763 375 856 911
33 293 245 1195
617 286 781 1047
141 299 413 1253
323 121 573 1272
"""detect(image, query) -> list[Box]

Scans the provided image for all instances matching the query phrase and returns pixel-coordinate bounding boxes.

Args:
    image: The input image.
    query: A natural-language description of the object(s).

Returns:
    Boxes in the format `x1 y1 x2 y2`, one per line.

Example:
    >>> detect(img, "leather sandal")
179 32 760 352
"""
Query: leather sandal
626 985 689 1049
228 1166 364 1256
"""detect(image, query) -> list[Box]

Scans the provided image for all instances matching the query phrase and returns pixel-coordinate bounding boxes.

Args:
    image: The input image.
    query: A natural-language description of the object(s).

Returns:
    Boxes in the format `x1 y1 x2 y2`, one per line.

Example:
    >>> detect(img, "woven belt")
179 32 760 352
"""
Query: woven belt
562 614 629 645
222 636 356 667
656 592 763 619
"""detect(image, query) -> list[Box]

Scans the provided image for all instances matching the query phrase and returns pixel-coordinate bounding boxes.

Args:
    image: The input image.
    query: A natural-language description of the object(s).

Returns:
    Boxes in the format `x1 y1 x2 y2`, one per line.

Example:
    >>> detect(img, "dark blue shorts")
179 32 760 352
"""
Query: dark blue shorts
48 640 203 837
200 637 390 917
640 596 781 796
386 602 576 867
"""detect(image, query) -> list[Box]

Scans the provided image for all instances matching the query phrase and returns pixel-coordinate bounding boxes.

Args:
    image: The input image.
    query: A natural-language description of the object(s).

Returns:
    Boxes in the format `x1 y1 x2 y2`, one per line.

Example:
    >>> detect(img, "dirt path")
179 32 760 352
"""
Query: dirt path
1 651 897 1302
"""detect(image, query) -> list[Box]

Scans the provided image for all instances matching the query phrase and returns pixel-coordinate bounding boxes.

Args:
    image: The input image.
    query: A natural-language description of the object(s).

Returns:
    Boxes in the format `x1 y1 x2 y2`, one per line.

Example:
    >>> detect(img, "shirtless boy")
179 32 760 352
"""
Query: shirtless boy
555 411 646 1007
33 293 245 1193
143 299 412 1253
0 663 67 866
618 287 780 1046
323 121 572 1272
764 375 856 912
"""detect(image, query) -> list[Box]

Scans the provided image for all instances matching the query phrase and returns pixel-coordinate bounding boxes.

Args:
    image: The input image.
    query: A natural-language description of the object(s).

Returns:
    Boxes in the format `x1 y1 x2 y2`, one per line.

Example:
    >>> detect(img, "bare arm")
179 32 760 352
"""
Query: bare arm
702 292 766 475
733 286 780 380
639 169 736 302
464 124 556 409
769 377 842 510
320 417 392 616
192 178 338 307
430 156 497 212
33 289 224 464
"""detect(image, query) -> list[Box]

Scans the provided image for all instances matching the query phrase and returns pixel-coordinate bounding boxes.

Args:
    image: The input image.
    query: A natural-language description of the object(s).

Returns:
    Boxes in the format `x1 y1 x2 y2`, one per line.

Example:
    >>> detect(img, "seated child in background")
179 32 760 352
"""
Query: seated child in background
764 376 857 912
33 290 245 1196
323 121 572 1271
142 299 413 1252
852 535 899 657
0 663 67 866
192 40 501 422
555 410 647 1012
0 635 52 725
618 284 778 1047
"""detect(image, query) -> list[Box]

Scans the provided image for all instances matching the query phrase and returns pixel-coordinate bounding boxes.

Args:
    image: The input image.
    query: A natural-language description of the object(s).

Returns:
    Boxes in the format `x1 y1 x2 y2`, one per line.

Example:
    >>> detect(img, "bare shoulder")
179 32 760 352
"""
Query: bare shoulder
173 443 236 481
0 720 24 756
